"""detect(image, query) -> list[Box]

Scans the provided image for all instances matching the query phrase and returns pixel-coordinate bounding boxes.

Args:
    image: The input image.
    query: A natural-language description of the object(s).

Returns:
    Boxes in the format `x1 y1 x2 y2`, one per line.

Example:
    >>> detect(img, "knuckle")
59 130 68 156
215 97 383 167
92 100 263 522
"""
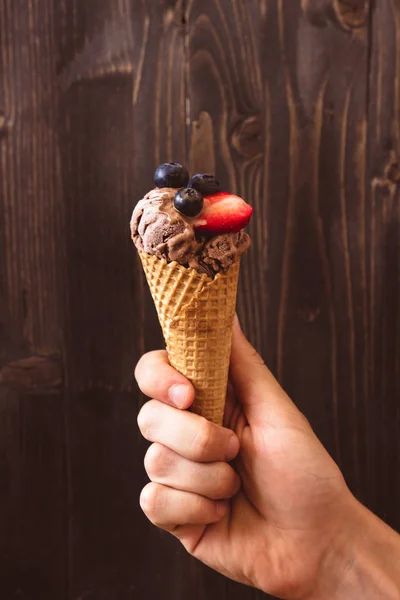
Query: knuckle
213 465 238 498
137 400 159 439
140 483 164 520
192 418 214 458
192 494 219 521
134 353 150 385
144 443 170 479
139 483 155 516
219 466 238 497
286 407 311 431
135 350 167 384
191 492 208 517
300 412 312 430
196 495 207 515
135 352 161 393
249 347 265 367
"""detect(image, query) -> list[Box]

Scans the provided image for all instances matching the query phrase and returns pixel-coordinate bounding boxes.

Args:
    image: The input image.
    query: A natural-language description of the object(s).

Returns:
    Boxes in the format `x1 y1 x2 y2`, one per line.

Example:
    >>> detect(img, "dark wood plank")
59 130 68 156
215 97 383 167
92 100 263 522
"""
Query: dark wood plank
259 2 371 503
0 0 62 357
0 390 67 600
366 0 400 529
0 0 67 598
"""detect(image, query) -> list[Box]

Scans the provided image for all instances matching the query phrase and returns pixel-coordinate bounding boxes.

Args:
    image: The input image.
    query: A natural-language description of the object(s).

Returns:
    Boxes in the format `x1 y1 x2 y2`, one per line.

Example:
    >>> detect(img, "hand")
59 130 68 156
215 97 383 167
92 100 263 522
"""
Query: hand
135 319 357 599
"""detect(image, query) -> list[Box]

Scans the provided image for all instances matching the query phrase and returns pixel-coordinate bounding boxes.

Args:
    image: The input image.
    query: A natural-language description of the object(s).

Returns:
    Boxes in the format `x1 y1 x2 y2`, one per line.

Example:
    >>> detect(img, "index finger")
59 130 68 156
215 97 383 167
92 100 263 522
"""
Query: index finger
135 350 195 409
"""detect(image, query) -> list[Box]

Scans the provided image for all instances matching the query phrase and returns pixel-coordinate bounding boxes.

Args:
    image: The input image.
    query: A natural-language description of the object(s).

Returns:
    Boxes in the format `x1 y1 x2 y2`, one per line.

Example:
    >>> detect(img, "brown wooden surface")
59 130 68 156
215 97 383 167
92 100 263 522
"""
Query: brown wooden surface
0 1 399 598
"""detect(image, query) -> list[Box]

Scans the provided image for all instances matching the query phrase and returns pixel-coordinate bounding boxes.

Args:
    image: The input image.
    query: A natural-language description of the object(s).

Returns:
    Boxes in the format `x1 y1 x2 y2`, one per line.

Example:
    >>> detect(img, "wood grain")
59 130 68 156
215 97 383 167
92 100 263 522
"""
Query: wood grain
302 0 368 29
0 0 399 599
0 1 67 598
366 0 400 525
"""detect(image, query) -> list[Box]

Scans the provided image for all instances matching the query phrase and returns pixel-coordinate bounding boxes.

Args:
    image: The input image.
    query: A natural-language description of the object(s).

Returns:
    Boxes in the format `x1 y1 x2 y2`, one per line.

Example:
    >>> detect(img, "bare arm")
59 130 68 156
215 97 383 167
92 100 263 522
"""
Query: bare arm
320 503 400 600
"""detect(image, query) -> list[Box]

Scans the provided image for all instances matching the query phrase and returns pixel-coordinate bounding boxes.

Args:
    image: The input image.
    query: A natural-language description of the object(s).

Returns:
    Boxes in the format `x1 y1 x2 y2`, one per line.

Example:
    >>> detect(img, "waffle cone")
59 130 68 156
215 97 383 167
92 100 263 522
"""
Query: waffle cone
139 252 240 425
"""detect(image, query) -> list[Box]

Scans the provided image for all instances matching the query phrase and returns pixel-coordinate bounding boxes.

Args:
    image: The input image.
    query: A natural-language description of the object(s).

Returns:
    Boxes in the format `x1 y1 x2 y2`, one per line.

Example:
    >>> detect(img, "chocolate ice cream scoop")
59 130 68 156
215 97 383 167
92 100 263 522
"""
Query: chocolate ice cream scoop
130 164 252 277
131 188 203 268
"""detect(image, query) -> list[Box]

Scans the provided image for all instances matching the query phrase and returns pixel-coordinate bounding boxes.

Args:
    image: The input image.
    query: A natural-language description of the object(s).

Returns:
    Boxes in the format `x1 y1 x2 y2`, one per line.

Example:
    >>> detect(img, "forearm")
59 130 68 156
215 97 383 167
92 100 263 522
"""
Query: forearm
339 503 400 599
320 500 400 600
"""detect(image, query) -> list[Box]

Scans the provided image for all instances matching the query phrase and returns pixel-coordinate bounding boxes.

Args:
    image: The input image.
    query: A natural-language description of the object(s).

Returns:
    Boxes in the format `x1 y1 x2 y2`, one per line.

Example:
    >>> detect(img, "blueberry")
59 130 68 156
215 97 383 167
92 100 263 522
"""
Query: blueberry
174 188 204 218
188 173 221 195
154 162 189 189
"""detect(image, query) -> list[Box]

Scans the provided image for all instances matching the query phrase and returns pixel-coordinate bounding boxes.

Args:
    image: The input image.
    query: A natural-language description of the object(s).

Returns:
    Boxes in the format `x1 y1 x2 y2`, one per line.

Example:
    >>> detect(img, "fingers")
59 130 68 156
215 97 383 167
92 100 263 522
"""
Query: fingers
230 317 303 425
140 482 227 528
144 443 241 500
135 350 195 409
138 400 239 463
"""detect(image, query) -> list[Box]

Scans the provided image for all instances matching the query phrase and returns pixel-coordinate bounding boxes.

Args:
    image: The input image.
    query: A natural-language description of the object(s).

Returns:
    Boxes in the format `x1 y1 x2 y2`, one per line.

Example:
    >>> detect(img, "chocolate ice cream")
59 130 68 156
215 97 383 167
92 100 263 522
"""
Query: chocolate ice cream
131 187 251 277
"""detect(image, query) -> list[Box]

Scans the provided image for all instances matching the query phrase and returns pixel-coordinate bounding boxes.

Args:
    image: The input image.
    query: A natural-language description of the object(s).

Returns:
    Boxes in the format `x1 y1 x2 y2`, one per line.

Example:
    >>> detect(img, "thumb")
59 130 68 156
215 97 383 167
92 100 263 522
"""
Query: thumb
230 316 302 426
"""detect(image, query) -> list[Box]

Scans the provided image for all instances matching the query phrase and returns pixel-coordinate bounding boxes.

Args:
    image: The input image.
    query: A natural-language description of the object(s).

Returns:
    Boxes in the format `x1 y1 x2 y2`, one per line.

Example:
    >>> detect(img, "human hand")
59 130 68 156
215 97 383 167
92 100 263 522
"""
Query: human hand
135 319 357 599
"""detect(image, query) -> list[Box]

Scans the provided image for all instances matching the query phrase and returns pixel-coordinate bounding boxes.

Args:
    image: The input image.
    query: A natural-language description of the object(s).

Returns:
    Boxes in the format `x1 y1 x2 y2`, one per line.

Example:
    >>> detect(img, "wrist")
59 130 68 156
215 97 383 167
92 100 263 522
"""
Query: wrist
308 493 361 599
312 496 400 600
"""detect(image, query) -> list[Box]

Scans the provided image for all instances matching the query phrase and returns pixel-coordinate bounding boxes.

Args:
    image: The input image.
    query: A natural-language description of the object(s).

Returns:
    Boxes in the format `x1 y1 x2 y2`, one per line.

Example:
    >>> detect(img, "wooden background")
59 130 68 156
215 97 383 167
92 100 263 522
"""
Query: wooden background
0 0 399 598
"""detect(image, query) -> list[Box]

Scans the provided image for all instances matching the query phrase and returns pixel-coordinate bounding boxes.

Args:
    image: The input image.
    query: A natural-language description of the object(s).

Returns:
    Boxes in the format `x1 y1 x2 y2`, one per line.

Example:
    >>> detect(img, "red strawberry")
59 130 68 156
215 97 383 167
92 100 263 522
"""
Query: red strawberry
192 192 253 234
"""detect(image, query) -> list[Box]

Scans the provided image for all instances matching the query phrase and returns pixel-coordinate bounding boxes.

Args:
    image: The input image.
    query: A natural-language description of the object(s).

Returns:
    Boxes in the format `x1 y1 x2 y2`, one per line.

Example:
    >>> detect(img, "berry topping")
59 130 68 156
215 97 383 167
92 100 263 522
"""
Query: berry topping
192 192 252 234
154 162 189 189
188 173 222 196
174 187 204 218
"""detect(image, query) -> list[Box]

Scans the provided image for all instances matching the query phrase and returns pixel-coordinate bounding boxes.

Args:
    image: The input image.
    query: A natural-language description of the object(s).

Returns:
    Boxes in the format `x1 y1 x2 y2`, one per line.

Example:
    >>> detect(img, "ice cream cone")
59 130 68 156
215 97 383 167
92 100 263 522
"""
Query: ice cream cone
139 252 240 425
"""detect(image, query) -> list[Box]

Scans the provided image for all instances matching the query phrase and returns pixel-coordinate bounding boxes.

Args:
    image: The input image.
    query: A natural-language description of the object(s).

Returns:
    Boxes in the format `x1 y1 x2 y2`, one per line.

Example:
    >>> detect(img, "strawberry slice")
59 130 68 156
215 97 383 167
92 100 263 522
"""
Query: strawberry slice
192 192 253 234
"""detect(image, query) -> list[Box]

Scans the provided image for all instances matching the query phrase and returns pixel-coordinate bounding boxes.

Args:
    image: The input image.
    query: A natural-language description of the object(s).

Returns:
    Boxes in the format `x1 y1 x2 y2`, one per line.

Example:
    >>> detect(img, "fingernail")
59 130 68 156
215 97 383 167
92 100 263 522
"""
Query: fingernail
168 384 189 409
226 435 239 460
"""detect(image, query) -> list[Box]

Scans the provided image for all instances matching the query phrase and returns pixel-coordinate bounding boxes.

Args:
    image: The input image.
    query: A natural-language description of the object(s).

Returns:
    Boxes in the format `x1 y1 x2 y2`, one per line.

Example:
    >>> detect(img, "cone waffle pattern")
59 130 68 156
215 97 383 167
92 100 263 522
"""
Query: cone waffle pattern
139 252 240 425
